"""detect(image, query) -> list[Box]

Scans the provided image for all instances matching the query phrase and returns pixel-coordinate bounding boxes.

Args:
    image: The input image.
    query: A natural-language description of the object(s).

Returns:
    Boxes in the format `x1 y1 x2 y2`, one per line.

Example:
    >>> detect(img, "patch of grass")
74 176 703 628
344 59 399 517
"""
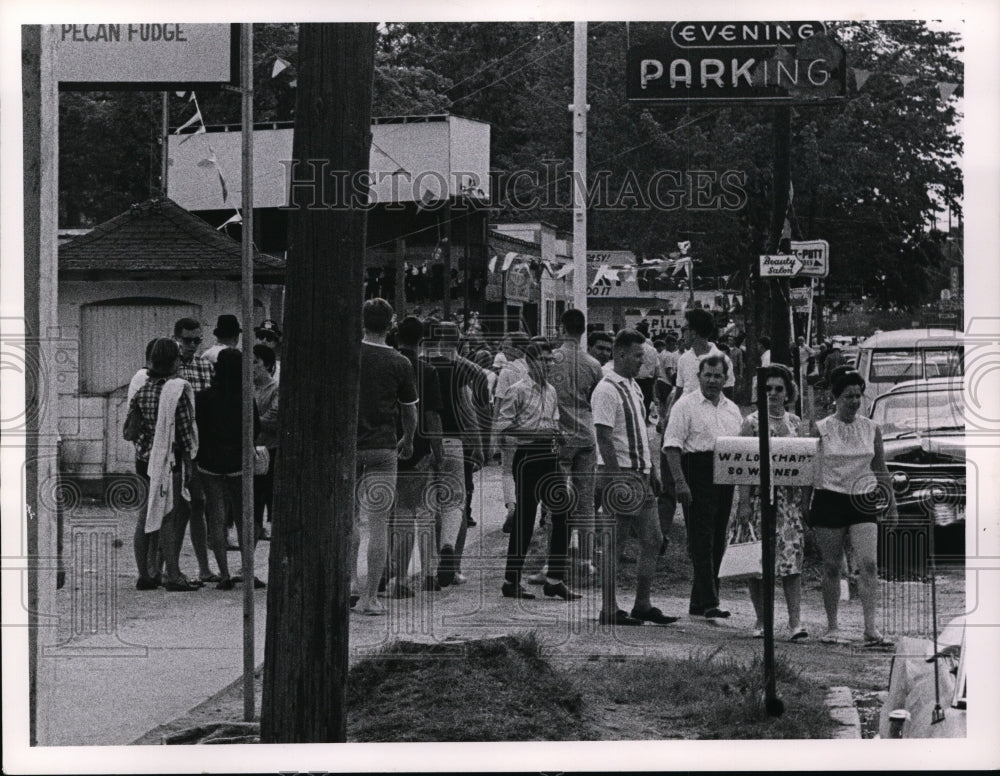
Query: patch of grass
579 648 838 739
346 633 597 742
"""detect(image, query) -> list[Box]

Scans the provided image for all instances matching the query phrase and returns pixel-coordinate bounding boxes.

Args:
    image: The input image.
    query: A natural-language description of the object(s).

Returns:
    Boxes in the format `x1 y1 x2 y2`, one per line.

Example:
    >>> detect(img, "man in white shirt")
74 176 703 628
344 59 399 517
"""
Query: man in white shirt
493 331 531 531
593 329 680 628
663 355 743 619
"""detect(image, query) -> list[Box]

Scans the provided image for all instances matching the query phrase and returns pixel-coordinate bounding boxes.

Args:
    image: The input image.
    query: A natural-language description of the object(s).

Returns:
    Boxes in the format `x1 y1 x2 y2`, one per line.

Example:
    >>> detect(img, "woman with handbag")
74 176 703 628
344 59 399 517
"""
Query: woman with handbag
734 364 808 641
808 365 897 647
194 348 261 590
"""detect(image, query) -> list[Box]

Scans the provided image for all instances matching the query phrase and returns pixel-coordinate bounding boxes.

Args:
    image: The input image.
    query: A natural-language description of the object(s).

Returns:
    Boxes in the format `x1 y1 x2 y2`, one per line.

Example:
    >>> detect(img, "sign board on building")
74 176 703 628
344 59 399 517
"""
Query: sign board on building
790 239 830 277
713 437 818 486
789 286 812 309
54 23 238 89
627 21 846 103
759 254 803 277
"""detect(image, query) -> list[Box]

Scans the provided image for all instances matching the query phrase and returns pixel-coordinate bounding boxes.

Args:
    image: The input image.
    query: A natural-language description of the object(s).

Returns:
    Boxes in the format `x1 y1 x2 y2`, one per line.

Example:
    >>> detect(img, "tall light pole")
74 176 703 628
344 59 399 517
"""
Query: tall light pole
571 22 588 329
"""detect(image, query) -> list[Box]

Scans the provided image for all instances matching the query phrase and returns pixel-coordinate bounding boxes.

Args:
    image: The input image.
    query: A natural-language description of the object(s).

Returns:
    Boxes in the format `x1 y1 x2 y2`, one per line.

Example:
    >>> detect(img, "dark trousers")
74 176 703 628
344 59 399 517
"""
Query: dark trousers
658 451 677 540
504 442 568 584
680 451 734 614
253 447 277 538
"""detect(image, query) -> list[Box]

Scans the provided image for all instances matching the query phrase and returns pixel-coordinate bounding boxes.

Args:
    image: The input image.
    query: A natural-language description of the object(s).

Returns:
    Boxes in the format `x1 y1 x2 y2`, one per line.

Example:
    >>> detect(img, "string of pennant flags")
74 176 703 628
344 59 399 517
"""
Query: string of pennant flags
174 57 294 231
849 67 960 101
487 242 702 283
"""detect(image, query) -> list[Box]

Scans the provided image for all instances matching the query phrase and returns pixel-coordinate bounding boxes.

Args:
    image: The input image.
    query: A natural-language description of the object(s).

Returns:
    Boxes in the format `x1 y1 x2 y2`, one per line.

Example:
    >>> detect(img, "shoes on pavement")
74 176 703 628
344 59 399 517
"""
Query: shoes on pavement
466 514 477 527
501 582 536 600
599 609 644 626
452 571 468 585
163 579 199 592
135 577 160 591
216 578 235 591
630 606 678 625
253 576 267 589
353 598 385 616
752 627 764 638
199 573 222 584
543 581 582 600
526 568 549 585
437 545 456 587
703 607 731 619
789 627 809 642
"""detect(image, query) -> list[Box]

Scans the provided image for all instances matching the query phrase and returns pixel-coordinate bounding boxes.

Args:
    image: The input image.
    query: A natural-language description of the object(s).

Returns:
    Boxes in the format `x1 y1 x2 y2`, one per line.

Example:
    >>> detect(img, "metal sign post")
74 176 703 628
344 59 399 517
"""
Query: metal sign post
239 22 256 723
755 366 784 716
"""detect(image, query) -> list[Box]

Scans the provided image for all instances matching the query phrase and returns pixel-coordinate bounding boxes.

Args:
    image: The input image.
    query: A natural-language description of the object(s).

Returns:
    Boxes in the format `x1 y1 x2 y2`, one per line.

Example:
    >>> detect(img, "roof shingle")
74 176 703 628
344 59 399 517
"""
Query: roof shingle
59 198 284 279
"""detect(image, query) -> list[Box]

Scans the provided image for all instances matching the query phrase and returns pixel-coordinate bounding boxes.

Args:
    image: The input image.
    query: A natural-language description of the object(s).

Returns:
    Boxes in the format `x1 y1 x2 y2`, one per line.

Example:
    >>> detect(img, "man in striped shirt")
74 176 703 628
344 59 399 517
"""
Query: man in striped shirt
592 329 679 627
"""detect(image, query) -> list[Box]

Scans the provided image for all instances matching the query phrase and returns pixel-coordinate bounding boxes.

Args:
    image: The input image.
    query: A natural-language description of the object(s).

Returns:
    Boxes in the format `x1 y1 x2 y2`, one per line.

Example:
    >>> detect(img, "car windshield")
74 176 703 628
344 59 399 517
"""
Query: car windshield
871 388 965 435
869 347 964 384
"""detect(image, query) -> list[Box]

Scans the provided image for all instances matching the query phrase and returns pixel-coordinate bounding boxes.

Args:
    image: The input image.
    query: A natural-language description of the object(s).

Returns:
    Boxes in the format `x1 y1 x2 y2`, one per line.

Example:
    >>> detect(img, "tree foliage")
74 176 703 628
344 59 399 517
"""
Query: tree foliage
56 20 962 309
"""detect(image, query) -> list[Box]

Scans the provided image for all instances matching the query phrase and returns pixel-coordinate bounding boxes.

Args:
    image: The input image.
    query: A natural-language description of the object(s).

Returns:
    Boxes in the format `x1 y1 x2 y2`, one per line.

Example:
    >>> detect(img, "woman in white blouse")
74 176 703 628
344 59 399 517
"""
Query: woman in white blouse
808 365 898 647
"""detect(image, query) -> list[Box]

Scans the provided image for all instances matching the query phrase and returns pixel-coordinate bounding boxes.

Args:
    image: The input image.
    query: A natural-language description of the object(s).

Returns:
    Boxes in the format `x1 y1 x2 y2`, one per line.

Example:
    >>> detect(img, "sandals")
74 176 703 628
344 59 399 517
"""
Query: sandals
163 579 200 592
789 627 809 642
861 634 895 649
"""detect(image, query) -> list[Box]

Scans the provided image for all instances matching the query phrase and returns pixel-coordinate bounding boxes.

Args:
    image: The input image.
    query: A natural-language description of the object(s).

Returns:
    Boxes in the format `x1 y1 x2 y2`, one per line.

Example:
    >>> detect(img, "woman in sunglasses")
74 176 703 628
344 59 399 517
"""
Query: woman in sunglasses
808 365 897 647
734 363 808 641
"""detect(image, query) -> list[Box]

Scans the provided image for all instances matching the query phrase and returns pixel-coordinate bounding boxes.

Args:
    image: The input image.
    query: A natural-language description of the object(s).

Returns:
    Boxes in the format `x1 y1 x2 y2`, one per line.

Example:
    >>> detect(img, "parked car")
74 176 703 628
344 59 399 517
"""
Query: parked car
870 377 965 572
855 328 963 413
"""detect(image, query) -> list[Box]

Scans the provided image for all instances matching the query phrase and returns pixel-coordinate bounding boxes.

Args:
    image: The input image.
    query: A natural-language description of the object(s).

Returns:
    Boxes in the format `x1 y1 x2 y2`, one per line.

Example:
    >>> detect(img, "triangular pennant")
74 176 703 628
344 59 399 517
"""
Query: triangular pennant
488 255 497 273
289 79 297 88
937 81 958 101
501 252 518 271
671 256 692 277
852 68 872 90
781 218 792 240
175 107 204 134
555 263 574 279
677 240 691 255
897 74 916 87
216 210 242 230
542 261 556 277
271 57 291 78
788 180 794 205
175 90 188 99
176 125 206 145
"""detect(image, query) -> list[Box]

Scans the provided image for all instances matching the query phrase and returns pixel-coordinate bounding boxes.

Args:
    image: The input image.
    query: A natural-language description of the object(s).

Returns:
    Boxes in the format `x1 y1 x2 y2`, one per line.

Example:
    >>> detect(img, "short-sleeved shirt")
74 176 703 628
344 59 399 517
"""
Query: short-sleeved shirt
662 390 743 453
592 370 652 473
674 343 735 394
178 355 214 393
427 353 490 441
357 342 418 450
815 415 877 494
495 377 561 438
549 343 603 447
494 358 529 401
637 340 660 380
397 347 443 469
656 349 679 385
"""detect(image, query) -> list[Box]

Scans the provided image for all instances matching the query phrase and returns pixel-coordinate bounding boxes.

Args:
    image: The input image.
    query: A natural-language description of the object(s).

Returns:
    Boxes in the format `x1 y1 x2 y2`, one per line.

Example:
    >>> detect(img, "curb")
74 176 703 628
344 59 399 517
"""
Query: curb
825 686 861 739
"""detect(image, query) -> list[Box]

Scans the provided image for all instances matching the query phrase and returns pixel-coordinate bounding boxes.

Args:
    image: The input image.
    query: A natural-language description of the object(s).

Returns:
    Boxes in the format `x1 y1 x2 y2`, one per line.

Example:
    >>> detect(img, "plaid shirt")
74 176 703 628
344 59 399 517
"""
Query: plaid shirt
178 355 214 393
130 377 198 464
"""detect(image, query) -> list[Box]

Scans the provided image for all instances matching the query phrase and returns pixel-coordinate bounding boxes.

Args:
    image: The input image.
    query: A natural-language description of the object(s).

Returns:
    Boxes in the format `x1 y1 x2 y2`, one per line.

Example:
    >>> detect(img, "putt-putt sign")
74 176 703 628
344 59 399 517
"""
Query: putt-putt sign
627 21 846 103
759 254 804 277
790 239 830 277
54 23 237 89
713 436 818 486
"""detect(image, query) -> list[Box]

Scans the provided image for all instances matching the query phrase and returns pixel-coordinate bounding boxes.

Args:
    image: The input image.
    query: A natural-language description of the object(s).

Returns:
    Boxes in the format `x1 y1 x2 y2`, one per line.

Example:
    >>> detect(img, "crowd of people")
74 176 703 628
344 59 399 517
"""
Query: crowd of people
123 301 898 645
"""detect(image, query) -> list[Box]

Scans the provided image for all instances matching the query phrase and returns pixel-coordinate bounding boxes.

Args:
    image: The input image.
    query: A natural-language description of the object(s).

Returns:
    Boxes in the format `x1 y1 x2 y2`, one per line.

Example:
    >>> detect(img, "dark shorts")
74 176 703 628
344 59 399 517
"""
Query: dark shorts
809 488 881 529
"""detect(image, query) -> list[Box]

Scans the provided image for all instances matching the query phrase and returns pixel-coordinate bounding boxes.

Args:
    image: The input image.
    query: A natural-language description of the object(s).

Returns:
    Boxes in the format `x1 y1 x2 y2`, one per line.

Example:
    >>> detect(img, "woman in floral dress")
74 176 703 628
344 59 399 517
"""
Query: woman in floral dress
734 363 808 641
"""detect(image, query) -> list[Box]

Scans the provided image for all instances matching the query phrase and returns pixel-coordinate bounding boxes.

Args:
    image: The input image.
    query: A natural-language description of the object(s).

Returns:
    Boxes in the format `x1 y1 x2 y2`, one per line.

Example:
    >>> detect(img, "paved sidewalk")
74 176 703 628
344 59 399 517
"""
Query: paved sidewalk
37 462 956 745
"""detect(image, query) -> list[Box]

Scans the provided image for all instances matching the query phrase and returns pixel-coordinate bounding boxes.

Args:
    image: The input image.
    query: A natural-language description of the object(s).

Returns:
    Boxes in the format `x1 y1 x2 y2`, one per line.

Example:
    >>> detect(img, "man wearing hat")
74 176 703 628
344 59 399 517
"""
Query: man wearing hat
255 319 282 383
203 314 242 365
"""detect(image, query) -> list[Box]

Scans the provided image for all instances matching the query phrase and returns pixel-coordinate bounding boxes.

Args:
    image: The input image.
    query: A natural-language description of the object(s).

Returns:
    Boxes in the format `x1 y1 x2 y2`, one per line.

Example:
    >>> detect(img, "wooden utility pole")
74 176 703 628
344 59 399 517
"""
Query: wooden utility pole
260 22 376 743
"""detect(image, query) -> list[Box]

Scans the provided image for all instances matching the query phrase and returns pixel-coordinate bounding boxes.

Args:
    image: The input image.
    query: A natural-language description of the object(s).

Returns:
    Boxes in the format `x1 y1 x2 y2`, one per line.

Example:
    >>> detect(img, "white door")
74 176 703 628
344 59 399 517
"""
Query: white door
81 299 200 475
